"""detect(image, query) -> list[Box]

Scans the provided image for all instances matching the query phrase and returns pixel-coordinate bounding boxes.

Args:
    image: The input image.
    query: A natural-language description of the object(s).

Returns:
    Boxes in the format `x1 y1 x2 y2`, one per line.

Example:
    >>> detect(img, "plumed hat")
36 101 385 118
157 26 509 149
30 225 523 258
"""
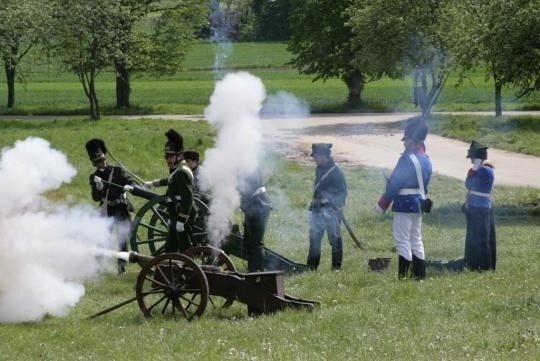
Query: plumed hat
402 117 428 142
85 138 107 163
311 143 332 156
183 149 200 162
164 129 183 154
467 140 488 160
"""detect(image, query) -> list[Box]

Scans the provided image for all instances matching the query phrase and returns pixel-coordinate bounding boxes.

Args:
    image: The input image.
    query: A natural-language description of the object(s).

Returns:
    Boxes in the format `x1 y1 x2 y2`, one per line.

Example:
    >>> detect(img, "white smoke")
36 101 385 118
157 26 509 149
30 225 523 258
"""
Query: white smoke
0 137 114 323
199 72 266 246
261 90 310 119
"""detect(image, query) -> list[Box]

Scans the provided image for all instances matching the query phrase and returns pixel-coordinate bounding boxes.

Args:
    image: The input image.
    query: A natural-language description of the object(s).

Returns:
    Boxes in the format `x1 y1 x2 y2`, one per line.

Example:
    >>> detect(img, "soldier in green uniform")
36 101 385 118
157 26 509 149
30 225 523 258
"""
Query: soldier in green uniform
145 129 195 253
86 138 136 273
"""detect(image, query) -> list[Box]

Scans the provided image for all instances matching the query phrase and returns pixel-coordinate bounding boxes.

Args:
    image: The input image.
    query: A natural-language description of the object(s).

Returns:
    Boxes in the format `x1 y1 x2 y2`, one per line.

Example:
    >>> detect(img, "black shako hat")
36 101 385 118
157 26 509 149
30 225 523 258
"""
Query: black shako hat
402 117 428 142
311 143 332 156
183 149 200 162
467 140 488 160
85 138 107 164
164 129 184 155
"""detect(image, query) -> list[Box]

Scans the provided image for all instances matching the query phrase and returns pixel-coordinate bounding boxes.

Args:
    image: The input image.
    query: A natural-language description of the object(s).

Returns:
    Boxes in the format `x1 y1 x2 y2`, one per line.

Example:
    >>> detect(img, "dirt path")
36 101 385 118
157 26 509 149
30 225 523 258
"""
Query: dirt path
262 113 540 188
3 112 539 188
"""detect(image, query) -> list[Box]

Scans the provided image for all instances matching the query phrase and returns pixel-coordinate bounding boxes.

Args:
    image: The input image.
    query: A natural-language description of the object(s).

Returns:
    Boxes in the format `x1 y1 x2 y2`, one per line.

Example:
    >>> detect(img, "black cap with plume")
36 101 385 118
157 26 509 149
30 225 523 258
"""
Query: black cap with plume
164 129 183 154
311 143 332 156
85 138 107 163
402 117 428 142
467 140 488 160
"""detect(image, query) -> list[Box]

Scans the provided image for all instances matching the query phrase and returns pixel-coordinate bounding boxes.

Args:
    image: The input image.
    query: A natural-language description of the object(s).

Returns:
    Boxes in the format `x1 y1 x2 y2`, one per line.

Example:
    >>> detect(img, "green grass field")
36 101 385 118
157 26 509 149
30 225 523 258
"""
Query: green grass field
0 118 538 361
1 41 539 360
1 41 540 115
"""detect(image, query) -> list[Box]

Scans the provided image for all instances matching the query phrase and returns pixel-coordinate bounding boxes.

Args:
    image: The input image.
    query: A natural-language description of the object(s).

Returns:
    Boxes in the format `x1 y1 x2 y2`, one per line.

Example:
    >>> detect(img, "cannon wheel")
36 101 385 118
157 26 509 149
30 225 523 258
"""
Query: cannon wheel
182 246 236 308
129 194 210 256
135 253 209 320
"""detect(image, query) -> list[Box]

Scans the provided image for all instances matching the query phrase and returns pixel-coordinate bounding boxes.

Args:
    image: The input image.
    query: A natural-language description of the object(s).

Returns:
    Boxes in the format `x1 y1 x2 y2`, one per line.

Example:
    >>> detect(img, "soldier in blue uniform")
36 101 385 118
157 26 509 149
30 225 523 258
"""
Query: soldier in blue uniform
463 141 496 271
307 143 348 271
86 138 136 274
239 168 272 272
145 129 195 253
374 118 432 279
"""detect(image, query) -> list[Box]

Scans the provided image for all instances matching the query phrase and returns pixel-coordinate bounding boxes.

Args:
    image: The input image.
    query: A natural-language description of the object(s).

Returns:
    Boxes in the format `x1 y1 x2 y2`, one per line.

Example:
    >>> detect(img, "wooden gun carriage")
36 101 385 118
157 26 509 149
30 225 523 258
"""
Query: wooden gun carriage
90 247 317 320
125 185 310 274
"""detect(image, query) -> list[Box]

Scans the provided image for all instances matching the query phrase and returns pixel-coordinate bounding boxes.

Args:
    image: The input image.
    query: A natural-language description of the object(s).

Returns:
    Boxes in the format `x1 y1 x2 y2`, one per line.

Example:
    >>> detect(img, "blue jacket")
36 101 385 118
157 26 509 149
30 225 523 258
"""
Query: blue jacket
465 165 494 208
379 149 432 213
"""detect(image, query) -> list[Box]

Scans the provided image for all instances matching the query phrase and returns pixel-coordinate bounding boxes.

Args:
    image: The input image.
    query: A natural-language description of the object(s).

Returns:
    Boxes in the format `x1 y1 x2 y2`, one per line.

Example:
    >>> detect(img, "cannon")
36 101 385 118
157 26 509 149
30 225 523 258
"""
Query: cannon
90 247 318 320
117 182 310 274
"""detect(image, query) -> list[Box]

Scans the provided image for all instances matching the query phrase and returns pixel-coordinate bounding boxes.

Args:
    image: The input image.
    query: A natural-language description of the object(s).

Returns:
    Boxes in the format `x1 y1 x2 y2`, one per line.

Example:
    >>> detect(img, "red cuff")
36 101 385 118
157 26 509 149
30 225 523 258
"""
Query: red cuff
378 197 391 211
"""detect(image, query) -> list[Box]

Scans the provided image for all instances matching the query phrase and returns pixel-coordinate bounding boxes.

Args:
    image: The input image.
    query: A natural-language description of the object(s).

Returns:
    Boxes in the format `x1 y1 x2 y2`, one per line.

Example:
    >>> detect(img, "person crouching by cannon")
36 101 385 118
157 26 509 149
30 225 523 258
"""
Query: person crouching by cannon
239 168 272 272
144 129 195 253
463 141 496 271
374 118 432 280
86 138 136 274
307 143 348 271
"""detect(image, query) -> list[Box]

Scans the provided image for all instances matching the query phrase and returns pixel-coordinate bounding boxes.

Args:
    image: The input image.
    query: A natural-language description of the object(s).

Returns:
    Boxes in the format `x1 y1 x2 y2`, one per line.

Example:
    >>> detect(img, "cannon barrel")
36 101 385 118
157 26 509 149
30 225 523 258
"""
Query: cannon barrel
117 251 154 266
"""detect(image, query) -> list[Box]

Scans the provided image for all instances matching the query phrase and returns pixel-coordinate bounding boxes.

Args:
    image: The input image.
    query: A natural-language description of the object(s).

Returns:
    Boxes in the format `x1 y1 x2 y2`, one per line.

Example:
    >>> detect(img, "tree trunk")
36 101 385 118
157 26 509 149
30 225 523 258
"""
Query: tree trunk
343 71 364 107
4 62 16 108
494 82 502 117
88 77 100 120
115 60 131 108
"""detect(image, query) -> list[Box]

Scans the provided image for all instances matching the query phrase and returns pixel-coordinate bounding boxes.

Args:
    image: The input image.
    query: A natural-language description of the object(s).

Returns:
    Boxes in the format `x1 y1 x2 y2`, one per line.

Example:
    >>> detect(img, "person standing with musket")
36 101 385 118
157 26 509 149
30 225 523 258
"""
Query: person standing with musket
145 129 195 253
307 143 348 271
86 138 136 274
374 118 432 280
463 140 496 271
239 168 272 272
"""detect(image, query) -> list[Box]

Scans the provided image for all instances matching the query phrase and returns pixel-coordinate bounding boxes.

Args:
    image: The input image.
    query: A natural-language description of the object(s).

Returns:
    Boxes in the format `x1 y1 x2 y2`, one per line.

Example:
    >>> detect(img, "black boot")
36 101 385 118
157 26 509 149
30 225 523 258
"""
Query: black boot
412 255 425 280
398 255 411 279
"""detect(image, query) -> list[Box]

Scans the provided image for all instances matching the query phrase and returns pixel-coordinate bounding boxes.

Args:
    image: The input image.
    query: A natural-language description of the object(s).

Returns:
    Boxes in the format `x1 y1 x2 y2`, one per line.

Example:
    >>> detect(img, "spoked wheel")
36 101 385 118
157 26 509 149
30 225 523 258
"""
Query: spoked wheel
182 246 237 308
130 194 211 256
135 253 209 320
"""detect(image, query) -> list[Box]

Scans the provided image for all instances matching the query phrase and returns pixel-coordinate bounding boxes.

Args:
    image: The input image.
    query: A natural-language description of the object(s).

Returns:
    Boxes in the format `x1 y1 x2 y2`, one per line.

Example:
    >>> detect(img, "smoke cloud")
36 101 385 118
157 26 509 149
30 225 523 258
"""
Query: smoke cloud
0 137 114 323
199 72 266 247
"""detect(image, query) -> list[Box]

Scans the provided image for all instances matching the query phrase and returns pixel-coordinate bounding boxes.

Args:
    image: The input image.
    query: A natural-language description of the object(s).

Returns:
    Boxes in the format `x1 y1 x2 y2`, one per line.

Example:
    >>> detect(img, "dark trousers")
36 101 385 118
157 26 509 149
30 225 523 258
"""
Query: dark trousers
464 206 496 271
307 207 343 270
243 208 270 272
109 205 131 272
165 220 193 253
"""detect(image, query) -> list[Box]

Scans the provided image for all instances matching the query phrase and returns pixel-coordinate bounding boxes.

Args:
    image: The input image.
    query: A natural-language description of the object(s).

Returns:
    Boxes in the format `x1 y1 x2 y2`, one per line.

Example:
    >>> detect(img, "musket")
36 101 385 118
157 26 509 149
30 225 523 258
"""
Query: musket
339 210 365 250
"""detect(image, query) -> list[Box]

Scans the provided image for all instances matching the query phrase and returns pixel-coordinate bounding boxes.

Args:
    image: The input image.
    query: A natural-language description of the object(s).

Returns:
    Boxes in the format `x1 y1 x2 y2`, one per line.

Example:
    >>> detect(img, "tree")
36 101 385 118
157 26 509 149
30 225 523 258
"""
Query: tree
250 0 291 41
112 0 207 108
50 0 128 119
444 0 540 116
287 0 364 107
348 0 451 117
0 0 53 108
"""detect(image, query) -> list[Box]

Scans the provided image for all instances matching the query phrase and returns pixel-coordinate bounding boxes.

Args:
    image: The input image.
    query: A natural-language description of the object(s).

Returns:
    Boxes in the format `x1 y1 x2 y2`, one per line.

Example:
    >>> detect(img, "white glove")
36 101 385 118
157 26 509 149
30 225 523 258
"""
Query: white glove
373 202 385 215
175 221 184 232
123 185 134 192
93 175 104 191
143 181 154 188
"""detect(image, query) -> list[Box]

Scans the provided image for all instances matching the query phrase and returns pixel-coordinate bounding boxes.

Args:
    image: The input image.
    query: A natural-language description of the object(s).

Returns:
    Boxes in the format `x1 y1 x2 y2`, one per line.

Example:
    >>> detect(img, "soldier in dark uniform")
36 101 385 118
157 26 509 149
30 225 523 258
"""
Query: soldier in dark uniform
464 141 496 271
183 149 201 193
239 168 272 272
307 143 348 271
86 138 135 274
145 129 194 253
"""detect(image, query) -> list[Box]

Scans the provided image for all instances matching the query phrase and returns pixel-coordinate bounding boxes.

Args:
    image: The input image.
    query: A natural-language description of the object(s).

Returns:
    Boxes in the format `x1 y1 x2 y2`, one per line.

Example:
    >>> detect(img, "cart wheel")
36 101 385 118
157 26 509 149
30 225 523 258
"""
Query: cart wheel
182 246 236 308
130 194 210 256
135 253 209 320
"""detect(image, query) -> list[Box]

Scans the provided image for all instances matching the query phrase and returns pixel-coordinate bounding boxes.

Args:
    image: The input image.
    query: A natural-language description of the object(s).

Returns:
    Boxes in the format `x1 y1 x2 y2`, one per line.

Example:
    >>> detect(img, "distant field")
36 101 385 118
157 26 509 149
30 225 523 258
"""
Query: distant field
1 41 539 115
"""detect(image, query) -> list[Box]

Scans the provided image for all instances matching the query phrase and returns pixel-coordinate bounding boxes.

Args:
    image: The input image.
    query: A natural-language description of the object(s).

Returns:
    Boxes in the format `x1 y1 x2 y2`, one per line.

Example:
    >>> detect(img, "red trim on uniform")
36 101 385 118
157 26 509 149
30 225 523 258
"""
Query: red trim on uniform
467 169 477 177
378 197 391 211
